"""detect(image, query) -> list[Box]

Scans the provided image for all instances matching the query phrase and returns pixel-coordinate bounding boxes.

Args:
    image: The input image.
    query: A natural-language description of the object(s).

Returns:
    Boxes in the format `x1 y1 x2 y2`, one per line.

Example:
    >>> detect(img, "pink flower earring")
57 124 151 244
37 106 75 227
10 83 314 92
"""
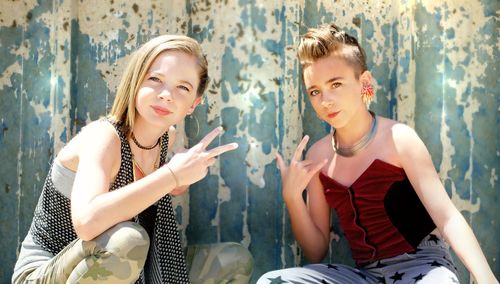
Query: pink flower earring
361 83 374 105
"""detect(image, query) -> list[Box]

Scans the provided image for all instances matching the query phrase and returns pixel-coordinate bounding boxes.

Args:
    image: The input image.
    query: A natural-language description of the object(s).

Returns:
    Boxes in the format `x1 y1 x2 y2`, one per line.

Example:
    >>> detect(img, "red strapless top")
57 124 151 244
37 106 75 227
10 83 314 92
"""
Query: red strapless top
320 159 435 265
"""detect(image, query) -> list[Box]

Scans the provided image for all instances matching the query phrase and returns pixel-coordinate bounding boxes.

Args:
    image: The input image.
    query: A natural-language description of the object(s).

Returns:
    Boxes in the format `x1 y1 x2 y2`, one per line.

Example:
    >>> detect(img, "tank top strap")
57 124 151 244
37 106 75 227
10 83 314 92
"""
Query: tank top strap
103 117 134 192
158 131 170 166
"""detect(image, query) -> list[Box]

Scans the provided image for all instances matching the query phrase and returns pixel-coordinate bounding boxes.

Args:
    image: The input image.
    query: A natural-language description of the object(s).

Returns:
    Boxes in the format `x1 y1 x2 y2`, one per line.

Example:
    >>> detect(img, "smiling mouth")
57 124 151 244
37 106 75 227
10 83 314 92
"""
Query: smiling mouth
151 106 172 116
328 111 340 118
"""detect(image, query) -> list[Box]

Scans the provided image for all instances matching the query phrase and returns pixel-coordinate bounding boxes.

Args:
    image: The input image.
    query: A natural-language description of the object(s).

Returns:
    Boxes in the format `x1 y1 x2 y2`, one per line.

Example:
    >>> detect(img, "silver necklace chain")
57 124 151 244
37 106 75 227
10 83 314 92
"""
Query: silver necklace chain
331 111 377 157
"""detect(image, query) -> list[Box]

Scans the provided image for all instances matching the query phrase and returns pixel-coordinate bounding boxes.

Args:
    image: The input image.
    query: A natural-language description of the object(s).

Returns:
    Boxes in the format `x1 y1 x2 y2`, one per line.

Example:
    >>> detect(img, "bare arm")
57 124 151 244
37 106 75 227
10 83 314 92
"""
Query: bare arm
72 125 237 241
277 136 330 262
394 124 497 284
71 122 179 240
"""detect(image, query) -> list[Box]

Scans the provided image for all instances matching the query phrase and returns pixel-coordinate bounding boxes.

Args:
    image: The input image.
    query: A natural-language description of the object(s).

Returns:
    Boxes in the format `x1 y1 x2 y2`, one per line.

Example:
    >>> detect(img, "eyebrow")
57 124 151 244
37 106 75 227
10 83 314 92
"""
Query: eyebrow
306 76 343 92
150 71 195 90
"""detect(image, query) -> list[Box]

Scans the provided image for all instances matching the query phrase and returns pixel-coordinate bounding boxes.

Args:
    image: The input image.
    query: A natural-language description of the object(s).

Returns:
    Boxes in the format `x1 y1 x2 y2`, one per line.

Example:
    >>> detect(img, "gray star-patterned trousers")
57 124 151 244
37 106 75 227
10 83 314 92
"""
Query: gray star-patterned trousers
257 234 459 284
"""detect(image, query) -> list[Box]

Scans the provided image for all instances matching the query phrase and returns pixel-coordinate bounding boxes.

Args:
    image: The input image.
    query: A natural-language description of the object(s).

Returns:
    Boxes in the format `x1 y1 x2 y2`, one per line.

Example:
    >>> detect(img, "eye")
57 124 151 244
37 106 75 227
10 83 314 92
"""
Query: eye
309 90 320 97
178 85 190 92
148 76 162 83
332 82 342 88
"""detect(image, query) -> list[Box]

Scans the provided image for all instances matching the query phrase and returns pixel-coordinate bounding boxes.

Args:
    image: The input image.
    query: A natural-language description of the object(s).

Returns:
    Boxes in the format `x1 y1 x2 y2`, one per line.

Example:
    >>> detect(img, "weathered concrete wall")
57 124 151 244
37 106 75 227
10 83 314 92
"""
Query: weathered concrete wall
1 0 497 283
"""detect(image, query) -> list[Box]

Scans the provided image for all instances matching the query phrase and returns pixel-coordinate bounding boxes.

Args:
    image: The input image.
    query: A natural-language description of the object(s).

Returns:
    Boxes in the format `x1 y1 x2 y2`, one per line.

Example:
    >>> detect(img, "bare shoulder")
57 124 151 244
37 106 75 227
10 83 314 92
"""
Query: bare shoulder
306 134 333 161
389 121 421 146
57 120 121 170
79 120 121 156
376 117 426 161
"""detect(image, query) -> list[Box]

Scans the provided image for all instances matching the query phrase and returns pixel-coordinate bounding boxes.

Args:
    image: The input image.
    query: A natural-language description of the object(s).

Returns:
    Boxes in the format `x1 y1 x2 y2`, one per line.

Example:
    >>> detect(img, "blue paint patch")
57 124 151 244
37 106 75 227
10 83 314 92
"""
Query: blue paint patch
388 63 398 118
446 28 455 39
56 76 66 111
219 107 248 242
0 121 7 143
0 27 23 71
262 142 271 154
482 1 496 17
400 50 411 82
221 47 244 100
414 2 445 170
362 17 375 40
68 20 114 133
237 1 268 32
264 39 280 56
251 5 267 32
228 36 236 48
192 20 214 42
303 0 334 29
391 20 398 55
240 5 249 27
59 127 67 143
249 53 264 68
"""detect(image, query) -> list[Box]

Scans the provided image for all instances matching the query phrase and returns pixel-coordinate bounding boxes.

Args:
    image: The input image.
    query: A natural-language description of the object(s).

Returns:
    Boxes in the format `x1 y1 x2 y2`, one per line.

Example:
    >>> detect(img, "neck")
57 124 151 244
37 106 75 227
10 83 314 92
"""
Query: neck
132 116 170 147
334 110 373 147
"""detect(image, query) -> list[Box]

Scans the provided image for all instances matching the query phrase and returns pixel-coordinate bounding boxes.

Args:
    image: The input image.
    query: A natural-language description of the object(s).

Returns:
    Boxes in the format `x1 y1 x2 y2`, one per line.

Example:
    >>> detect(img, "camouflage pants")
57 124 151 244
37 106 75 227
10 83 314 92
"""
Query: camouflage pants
186 242 253 284
15 221 253 284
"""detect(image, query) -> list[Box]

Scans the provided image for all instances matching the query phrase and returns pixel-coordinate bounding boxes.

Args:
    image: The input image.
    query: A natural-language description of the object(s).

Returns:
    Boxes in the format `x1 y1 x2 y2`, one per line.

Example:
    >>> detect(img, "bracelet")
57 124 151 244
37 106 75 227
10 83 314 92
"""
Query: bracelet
166 166 179 188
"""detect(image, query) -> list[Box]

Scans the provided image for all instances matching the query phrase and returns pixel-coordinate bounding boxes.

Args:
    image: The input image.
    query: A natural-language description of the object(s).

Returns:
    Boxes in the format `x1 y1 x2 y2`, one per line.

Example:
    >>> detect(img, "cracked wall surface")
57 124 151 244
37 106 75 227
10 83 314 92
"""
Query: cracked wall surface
1 0 498 282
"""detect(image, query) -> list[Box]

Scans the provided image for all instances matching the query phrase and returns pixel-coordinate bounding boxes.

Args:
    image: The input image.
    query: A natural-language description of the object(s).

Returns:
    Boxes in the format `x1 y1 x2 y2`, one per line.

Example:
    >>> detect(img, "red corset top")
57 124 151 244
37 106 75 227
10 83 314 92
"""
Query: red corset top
320 159 435 265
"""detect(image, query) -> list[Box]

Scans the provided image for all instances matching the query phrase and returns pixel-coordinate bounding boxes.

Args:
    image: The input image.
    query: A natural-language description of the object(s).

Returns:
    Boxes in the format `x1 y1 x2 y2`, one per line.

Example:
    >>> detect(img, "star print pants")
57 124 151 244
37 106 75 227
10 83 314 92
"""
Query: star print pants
257 234 459 284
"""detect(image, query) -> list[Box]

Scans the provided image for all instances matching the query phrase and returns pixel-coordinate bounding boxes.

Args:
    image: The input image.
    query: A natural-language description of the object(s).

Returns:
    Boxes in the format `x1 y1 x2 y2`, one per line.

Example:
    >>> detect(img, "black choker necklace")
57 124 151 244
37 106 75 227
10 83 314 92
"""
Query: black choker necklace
131 132 160 150
331 111 377 157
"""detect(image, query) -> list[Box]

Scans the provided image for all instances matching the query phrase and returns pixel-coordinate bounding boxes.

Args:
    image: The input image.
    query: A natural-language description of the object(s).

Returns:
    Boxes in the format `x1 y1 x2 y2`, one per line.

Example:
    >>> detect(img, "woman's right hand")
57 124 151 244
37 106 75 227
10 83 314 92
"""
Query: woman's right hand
165 126 238 186
276 135 327 203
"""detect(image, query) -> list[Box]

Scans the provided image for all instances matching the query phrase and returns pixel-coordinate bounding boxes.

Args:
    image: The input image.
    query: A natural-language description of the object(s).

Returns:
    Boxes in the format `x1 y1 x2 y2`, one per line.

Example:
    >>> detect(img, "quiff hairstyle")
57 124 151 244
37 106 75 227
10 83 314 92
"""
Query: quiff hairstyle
298 23 368 79
109 35 209 136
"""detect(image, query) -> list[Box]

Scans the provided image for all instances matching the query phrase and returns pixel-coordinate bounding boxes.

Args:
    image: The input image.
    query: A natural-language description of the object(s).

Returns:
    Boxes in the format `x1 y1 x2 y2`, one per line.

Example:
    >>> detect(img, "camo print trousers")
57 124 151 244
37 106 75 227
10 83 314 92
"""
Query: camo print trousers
14 221 254 284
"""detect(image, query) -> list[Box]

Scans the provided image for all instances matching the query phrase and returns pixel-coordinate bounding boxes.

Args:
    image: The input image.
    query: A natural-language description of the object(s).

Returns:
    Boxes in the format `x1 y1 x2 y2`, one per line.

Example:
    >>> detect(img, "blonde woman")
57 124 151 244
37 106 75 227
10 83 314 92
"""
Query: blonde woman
13 35 252 284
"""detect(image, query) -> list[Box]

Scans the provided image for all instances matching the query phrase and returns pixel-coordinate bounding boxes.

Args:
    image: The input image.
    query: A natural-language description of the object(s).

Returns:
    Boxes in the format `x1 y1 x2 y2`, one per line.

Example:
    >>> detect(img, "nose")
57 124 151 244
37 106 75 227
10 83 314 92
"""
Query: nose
158 87 173 101
321 90 335 107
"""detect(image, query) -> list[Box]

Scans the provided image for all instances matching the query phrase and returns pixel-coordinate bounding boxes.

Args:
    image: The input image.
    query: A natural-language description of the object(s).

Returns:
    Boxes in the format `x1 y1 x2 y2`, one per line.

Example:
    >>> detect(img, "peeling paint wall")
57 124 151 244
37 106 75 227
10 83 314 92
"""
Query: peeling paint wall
1 0 498 283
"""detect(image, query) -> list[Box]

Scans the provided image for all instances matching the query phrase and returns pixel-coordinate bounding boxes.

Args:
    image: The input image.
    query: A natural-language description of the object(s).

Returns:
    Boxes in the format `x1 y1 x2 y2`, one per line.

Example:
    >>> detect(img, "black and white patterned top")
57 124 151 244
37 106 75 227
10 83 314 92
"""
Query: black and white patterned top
29 118 189 283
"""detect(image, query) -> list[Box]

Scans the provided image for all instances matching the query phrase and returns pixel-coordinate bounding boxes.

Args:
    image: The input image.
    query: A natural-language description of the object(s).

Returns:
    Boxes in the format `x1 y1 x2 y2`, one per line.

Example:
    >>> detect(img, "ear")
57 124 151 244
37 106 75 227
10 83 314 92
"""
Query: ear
187 96 202 115
359 70 372 86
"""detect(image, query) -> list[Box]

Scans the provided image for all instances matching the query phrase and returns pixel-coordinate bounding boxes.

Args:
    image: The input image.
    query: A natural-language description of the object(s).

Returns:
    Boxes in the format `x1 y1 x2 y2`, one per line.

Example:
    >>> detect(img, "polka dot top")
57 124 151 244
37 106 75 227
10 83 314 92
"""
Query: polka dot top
29 118 189 283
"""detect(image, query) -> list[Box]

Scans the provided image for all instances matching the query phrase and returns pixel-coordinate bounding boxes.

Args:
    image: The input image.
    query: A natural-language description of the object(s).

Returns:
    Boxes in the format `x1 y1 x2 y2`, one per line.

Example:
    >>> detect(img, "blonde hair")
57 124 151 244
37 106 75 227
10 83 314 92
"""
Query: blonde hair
298 24 367 79
109 35 209 136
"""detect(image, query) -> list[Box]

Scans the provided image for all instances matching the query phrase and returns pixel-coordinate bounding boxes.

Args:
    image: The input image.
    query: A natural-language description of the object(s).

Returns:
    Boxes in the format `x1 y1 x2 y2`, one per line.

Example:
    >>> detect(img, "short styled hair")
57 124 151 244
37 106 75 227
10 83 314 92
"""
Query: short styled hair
298 24 367 79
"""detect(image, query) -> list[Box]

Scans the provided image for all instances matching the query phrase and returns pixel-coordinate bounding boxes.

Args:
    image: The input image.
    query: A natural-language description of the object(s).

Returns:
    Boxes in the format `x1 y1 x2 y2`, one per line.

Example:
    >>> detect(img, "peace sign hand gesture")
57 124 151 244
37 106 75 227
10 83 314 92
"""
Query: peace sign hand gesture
276 135 327 202
165 126 238 187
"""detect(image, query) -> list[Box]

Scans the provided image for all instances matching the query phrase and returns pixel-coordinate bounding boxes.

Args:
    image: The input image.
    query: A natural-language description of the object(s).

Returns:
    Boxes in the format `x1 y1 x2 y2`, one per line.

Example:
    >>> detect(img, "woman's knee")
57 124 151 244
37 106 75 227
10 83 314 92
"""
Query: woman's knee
91 221 150 262
221 242 254 269
188 242 254 283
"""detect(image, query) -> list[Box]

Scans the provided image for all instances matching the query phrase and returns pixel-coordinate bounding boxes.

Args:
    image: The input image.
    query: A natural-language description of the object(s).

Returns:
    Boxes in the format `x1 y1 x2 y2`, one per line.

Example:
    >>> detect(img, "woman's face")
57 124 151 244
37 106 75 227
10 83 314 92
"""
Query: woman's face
135 51 202 130
303 53 366 130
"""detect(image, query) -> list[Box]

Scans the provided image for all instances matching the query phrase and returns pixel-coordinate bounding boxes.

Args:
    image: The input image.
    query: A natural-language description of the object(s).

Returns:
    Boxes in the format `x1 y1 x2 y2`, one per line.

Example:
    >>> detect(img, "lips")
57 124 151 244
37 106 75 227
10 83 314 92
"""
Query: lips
151 105 172 116
327 111 340 119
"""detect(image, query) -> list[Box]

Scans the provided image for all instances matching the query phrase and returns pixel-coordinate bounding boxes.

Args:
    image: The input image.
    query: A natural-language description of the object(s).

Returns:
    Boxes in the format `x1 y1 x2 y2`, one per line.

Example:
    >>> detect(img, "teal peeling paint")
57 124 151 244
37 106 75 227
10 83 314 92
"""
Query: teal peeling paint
1 1 498 284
